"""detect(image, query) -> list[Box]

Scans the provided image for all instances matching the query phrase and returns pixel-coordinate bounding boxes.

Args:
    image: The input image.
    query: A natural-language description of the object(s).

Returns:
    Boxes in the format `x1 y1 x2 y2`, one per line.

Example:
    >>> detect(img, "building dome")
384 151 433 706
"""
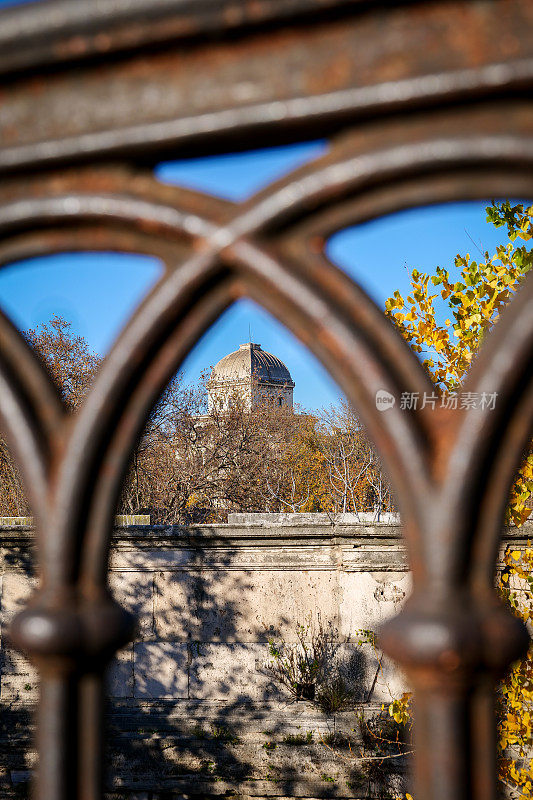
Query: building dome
208 343 294 411
211 343 293 385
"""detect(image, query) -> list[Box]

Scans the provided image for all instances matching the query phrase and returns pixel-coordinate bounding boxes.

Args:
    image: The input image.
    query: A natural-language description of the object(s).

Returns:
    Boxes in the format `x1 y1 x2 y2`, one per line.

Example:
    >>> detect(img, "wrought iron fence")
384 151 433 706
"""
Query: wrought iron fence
0 1 532 798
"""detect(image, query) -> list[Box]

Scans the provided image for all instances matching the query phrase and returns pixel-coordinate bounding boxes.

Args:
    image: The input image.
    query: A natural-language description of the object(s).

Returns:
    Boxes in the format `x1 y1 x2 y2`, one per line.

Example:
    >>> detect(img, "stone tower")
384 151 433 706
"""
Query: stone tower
207 343 295 412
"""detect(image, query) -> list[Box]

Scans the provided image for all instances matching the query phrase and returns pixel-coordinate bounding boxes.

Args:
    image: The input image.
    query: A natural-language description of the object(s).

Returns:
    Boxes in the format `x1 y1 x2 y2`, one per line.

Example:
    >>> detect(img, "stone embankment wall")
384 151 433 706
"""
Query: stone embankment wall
1 519 530 799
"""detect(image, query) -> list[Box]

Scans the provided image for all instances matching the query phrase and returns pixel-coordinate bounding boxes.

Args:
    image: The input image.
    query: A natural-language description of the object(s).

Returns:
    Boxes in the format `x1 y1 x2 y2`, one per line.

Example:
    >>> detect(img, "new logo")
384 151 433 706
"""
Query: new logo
375 389 396 411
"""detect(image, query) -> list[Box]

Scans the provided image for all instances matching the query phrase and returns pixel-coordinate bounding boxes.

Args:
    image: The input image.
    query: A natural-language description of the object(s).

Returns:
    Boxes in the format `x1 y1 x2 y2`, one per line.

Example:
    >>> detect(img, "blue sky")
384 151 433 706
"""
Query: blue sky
0 140 515 411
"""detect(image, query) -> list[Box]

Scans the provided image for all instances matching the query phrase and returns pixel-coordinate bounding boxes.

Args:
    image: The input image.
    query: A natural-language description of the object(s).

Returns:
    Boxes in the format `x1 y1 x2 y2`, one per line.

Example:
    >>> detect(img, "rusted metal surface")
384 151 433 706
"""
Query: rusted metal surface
0 0 378 77
1 0 533 173
0 1 532 800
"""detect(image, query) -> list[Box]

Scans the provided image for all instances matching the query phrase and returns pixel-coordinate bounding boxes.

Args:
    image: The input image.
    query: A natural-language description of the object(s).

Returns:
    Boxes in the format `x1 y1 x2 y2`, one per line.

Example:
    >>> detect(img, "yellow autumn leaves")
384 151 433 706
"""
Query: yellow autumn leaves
498 546 533 798
385 201 533 525
385 201 533 798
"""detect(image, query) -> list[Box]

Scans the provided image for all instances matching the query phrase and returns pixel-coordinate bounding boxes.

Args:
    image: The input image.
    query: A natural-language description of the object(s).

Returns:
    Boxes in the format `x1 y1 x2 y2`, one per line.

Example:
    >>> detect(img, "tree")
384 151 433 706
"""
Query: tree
260 412 331 514
0 315 101 516
316 402 394 519
257 403 395 520
0 436 27 516
26 314 101 410
118 374 307 524
384 201 533 798
385 201 532 525
498 547 533 798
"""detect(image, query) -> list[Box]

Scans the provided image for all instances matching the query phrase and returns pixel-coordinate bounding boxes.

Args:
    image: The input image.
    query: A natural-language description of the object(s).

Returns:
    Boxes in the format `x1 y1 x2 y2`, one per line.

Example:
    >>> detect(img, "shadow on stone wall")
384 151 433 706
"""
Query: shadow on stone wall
104 540 407 799
0 527 408 799
0 700 33 799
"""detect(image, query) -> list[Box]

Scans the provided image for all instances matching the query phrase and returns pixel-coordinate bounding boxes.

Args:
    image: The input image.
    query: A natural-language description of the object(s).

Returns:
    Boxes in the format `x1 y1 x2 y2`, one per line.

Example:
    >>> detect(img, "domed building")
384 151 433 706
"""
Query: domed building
208 342 295 412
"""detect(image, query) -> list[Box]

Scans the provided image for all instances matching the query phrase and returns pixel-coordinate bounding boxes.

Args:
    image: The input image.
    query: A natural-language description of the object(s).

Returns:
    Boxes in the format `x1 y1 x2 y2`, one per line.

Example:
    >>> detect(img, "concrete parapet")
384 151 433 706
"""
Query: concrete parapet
227 512 401 525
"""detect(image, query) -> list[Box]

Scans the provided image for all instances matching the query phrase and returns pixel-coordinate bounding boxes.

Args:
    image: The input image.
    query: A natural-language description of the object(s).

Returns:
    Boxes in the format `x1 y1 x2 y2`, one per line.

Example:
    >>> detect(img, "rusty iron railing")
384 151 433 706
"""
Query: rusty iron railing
0 1 532 799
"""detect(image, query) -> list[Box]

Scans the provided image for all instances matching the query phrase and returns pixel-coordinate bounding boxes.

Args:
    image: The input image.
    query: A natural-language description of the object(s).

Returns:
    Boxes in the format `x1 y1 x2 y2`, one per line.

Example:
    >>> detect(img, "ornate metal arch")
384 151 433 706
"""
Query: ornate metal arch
0 2 532 800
